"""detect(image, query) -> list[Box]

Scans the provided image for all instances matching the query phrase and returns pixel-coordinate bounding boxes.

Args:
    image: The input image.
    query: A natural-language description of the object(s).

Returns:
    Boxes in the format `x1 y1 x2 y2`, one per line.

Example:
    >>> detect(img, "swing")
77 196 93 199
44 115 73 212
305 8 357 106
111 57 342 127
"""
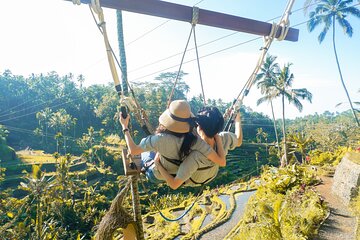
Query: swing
68 0 298 239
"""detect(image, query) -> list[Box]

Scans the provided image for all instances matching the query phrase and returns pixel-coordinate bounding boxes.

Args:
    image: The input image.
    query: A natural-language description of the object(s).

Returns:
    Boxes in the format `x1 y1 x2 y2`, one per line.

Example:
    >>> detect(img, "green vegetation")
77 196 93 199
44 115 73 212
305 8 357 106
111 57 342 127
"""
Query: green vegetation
309 146 353 166
0 125 16 162
0 157 121 239
231 165 328 240
0 67 359 239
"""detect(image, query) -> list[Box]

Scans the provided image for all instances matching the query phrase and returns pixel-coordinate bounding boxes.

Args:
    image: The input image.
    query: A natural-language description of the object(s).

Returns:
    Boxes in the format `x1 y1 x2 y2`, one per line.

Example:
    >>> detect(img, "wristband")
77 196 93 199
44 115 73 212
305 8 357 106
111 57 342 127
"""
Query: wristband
122 129 129 133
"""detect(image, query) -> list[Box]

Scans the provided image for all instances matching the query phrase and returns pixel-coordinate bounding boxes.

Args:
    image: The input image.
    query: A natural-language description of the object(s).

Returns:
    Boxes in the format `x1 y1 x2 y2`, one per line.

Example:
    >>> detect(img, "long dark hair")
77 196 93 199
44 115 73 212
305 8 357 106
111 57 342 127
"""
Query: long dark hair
156 125 196 159
196 107 224 138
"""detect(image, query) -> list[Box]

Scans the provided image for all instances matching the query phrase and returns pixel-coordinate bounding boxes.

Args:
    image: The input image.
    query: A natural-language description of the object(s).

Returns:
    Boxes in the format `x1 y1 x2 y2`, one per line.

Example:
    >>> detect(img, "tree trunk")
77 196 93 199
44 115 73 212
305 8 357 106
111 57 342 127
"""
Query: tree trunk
45 125 48 145
64 136 67 155
270 100 281 156
332 17 360 127
116 10 128 95
282 93 288 166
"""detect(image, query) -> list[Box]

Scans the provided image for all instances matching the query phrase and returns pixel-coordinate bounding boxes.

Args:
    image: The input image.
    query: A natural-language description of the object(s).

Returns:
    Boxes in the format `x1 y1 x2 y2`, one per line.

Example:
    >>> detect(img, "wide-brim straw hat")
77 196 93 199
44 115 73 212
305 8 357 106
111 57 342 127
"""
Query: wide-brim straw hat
159 100 194 133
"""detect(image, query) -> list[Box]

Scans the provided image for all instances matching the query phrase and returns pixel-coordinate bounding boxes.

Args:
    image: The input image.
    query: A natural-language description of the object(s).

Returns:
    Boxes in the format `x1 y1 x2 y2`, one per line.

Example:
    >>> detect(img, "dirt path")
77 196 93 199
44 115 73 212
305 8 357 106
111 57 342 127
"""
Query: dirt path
315 176 357 240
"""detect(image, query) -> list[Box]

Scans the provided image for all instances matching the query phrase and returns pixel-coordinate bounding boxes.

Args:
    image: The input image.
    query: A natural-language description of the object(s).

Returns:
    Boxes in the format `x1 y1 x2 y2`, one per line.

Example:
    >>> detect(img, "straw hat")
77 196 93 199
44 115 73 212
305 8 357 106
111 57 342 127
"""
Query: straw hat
159 100 194 133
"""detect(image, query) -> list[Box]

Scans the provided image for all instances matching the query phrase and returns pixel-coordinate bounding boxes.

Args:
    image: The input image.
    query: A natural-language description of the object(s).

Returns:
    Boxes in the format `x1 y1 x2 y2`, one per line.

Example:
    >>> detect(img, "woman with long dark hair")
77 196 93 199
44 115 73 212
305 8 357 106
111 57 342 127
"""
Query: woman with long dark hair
155 106 243 189
119 100 226 183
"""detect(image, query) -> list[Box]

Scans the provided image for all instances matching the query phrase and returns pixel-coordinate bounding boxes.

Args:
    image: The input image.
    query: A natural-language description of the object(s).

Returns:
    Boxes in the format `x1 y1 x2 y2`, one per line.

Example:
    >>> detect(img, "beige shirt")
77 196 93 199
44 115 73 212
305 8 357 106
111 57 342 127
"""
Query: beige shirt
177 132 238 186
139 133 213 179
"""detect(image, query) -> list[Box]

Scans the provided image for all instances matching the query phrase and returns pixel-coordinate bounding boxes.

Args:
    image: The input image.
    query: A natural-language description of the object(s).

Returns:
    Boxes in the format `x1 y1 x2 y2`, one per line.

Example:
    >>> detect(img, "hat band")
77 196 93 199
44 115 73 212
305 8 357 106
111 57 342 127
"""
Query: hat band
168 111 190 122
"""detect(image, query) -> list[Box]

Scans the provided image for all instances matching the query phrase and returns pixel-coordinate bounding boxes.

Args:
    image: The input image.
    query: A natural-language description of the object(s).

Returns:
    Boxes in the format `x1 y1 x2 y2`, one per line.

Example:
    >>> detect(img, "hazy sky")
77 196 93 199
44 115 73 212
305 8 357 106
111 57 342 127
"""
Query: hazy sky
1 0 359 119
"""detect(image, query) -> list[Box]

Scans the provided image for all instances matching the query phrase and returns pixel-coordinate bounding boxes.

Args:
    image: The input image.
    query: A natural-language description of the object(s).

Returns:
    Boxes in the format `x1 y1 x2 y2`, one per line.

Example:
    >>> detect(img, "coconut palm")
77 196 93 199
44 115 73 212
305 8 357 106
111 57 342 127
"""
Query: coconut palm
287 131 314 163
256 55 281 156
336 89 360 111
273 63 313 165
116 10 128 95
36 108 53 145
19 165 54 240
306 0 360 126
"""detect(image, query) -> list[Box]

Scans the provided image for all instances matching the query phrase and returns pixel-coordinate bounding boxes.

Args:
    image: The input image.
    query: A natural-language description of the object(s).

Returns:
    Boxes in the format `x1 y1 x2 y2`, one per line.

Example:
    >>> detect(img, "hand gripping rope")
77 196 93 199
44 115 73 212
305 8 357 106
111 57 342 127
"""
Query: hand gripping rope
71 1 148 238
87 0 154 135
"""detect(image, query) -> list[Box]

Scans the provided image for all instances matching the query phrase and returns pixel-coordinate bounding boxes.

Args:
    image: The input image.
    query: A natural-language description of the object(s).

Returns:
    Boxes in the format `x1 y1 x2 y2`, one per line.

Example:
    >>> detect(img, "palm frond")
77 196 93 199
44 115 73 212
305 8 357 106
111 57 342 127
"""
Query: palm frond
308 14 322 32
291 97 304 112
342 6 360 18
336 101 360 107
256 73 265 81
257 96 272 106
318 16 332 42
303 0 317 15
338 0 354 9
293 88 313 102
337 15 353 37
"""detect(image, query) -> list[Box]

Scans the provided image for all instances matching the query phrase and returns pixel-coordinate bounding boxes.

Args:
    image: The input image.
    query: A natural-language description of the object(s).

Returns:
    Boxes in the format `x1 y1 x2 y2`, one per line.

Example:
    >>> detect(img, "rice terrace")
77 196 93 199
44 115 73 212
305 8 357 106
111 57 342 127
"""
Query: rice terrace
0 0 360 239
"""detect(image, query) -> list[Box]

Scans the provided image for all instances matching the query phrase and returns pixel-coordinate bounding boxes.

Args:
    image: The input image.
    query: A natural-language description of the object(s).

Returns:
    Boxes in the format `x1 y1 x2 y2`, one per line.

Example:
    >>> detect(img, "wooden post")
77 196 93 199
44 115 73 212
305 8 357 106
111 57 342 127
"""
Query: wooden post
122 149 140 175
64 0 299 42
130 175 145 240
121 150 144 239
123 223 137 240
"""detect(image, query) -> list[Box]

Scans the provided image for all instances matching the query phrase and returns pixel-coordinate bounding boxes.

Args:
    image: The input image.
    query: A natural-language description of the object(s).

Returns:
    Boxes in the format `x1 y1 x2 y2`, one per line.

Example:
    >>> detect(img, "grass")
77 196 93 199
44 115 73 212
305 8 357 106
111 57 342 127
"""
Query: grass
346 152 360 165
16 150 77 164
2 150 79 168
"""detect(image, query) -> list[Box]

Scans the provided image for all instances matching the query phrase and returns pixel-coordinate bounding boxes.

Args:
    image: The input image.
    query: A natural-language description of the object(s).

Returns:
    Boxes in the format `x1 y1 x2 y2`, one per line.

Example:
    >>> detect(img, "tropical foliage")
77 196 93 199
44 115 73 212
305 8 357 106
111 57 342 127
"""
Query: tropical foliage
0 68 358 239
0 125 16 162
233 165 327 240
256 55 313 165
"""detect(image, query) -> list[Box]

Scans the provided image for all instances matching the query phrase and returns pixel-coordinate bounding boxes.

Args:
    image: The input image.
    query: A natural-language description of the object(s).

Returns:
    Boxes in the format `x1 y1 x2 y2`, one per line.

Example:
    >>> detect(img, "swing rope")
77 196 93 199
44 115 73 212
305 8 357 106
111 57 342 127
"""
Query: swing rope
167 6 206 107
192 7 207 106
88 4 154 135
224 0 295 131
86 1 147 239
70 0 296 231
167 26 194 108
139 176 206 222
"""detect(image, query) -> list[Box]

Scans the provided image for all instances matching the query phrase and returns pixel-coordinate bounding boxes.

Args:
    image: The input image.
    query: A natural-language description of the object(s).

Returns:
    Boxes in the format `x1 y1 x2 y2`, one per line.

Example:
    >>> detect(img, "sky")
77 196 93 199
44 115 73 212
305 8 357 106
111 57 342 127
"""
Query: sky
1 0 359 120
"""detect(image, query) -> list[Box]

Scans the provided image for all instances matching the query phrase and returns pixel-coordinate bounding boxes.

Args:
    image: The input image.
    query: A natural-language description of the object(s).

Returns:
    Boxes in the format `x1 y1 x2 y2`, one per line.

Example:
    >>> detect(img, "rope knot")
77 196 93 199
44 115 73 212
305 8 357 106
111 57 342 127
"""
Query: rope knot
72 0 81 5
192 7 199 25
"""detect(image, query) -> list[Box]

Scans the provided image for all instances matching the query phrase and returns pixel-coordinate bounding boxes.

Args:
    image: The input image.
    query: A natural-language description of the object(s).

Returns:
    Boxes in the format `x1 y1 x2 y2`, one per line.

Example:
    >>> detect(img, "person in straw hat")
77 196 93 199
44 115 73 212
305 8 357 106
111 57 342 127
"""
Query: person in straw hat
119 100 226 184
154 106 243 189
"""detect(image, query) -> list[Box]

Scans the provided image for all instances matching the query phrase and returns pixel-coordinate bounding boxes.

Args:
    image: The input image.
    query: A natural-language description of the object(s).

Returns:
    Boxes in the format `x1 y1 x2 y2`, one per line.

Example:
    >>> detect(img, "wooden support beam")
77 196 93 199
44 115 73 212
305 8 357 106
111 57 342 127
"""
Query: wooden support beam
65 0 299 42
122 149 141 176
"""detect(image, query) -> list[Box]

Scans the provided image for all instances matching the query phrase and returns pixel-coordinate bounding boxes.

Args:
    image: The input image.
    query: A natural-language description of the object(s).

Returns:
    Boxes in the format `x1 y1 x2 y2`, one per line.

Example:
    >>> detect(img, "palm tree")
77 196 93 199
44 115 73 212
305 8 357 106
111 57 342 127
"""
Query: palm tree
20 165 54 240
287 131 313 163
273 63 313 165
36 108 53 145
255 55 281 156
336 88 360 111
116 10 128 95
306 0 360 126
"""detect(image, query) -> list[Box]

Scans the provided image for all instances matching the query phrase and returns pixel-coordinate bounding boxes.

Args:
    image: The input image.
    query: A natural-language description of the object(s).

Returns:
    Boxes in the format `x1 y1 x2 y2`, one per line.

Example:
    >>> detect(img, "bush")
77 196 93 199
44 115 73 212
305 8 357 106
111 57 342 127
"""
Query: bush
233 165 327 240
309 146 353 166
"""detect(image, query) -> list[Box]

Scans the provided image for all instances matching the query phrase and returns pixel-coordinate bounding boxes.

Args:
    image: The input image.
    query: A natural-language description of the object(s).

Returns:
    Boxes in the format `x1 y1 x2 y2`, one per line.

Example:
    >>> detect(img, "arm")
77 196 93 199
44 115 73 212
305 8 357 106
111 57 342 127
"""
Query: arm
119 114 144 155
234 113 243 147
207 135 226 167
154 154 184 190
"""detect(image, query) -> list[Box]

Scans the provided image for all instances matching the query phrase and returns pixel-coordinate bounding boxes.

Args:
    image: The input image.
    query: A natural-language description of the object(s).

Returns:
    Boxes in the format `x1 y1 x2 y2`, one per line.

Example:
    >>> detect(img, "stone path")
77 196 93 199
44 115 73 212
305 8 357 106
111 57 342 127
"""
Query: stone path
315 176 357 240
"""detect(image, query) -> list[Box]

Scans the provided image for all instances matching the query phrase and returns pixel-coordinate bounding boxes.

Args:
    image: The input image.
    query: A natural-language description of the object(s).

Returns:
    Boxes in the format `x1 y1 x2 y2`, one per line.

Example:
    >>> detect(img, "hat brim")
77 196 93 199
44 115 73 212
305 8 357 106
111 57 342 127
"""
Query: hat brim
159 109 193 133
